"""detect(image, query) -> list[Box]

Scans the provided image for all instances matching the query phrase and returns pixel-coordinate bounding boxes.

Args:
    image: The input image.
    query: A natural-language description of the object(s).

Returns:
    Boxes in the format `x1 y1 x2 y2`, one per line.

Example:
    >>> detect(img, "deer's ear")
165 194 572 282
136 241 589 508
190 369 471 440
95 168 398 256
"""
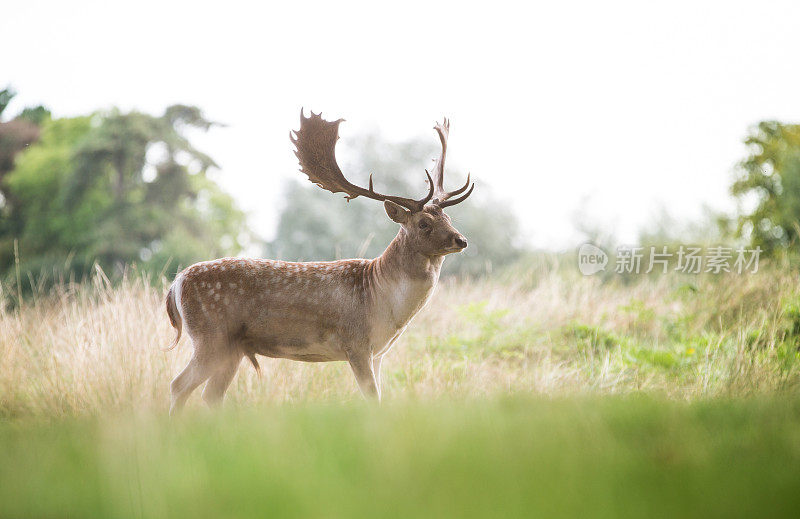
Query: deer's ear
384 200 410 224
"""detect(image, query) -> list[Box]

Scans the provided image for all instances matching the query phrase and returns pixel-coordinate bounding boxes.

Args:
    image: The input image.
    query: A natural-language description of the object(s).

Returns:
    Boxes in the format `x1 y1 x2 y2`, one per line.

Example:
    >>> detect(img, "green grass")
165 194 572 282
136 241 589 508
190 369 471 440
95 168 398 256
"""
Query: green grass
3 263 800 516
2 397 800 518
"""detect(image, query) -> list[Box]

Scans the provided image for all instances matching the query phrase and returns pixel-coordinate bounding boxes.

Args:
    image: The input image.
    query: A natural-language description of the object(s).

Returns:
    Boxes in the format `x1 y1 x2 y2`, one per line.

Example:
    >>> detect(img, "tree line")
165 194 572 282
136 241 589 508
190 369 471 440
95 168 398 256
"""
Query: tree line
1 86 798 296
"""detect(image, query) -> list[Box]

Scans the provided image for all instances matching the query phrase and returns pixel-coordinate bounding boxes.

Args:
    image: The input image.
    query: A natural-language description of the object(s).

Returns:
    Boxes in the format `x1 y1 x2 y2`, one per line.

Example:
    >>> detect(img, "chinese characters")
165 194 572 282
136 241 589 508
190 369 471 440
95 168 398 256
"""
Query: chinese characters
612 246 761 274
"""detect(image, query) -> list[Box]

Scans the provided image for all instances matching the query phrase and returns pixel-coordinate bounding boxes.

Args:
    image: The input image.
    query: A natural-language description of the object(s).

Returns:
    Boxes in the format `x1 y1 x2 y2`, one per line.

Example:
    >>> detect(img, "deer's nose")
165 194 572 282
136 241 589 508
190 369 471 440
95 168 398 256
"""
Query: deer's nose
454 236 468 249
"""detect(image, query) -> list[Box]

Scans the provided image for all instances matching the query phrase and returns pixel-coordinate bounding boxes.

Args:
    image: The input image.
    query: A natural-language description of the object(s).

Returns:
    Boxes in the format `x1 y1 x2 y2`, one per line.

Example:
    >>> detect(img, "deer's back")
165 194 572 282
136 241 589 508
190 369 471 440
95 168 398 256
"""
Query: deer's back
176 258 371 361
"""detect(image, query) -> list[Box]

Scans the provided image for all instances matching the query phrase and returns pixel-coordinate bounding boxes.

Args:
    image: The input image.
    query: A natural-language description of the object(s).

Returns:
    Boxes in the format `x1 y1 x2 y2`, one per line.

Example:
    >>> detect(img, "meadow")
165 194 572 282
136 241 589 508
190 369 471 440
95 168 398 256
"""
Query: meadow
1 257 800 517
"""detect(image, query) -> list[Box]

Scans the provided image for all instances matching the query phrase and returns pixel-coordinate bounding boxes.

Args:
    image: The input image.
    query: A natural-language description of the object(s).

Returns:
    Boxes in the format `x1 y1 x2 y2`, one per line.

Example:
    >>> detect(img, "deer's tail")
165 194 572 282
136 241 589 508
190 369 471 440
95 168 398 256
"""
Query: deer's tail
163 276 183 351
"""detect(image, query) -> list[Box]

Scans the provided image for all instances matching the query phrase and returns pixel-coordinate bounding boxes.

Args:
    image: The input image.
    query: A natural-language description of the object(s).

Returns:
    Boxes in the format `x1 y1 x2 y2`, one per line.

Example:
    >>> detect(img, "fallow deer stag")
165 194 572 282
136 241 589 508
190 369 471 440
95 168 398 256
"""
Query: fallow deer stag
165 110 474 414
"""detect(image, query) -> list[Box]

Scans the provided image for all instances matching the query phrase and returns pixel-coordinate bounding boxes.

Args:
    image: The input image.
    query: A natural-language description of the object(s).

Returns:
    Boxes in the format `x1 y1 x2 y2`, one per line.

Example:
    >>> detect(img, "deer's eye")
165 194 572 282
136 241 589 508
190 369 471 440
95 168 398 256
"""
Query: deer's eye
418 220 429 230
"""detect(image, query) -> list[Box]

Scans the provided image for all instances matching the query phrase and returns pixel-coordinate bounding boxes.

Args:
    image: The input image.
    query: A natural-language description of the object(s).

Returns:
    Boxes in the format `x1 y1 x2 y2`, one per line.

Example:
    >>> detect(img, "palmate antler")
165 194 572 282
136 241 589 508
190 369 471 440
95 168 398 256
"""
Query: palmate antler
430 118 474 208
291 110 474 211
291 110 433 212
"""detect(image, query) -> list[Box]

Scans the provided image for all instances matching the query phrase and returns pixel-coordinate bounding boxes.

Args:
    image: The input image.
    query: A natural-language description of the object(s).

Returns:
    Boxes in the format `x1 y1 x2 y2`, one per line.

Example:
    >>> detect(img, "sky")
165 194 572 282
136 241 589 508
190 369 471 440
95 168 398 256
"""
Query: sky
3 0 800 250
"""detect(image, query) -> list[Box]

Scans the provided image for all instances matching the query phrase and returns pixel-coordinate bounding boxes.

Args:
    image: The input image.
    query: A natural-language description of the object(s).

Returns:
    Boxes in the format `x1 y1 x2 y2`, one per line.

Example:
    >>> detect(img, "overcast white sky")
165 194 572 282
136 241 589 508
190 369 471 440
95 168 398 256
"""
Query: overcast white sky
3 0 800 249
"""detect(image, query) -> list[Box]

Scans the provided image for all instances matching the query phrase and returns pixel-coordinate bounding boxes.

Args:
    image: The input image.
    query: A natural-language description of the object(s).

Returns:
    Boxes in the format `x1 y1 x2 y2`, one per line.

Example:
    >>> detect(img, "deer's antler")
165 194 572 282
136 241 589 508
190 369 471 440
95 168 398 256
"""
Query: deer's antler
291 110 433 212
430 118 474 208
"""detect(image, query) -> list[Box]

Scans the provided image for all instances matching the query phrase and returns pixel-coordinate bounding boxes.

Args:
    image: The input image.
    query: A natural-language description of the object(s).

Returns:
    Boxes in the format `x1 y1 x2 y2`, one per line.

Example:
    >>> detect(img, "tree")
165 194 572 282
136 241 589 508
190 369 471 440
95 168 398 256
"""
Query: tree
732 121 800 254
1 105 247 284
0 116 91 275
0 87 46 218
0 88 49 175
0 87 50 270
267 129 522 276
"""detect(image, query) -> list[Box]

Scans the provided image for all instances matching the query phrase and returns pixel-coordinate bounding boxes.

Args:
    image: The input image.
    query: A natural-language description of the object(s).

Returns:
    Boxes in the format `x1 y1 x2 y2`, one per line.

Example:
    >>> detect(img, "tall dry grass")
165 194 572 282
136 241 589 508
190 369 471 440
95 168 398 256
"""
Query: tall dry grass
1 259 799 418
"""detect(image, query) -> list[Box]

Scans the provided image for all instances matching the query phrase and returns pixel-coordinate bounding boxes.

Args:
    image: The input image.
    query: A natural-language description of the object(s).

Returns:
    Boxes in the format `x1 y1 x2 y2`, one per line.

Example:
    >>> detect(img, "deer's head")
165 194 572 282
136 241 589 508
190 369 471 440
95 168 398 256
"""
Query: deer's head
291 111 474 257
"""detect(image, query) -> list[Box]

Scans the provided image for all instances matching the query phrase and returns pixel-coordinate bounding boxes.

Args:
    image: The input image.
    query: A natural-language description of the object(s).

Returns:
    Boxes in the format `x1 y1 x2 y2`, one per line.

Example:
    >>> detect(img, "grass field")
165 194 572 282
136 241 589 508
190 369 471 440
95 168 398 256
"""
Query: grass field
1 257 800 517
2 398 800 518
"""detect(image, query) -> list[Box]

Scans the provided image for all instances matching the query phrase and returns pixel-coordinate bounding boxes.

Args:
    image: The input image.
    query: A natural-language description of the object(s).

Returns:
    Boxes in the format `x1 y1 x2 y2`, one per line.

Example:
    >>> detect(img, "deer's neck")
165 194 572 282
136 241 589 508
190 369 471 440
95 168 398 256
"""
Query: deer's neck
366 229 443 330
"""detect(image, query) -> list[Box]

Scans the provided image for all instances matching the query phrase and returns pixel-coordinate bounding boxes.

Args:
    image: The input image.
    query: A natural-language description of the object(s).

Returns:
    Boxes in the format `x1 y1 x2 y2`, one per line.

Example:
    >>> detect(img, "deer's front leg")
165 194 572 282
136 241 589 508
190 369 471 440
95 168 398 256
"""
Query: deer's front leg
348 351 379 400
372 355 383 400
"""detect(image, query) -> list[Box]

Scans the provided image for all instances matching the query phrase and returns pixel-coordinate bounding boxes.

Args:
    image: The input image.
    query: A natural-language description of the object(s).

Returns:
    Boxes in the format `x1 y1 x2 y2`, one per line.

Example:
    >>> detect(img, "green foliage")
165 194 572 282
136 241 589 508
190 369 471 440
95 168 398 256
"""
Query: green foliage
777 299 800 351
732 121 800 253
0 87 42 200
0 105 246 285
563 322 625 352
1 116 93 273
0 87 13 118
17 105 50 125
426 301 529 358
267 131 522 276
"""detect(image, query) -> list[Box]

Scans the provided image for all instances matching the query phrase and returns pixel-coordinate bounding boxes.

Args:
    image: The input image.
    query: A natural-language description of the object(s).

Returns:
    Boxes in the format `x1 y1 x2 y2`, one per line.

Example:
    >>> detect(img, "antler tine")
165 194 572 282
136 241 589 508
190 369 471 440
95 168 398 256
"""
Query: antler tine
292 110 432 212
445 172 471 197
420 170 434 205
430 117 474 207
438 180 475 208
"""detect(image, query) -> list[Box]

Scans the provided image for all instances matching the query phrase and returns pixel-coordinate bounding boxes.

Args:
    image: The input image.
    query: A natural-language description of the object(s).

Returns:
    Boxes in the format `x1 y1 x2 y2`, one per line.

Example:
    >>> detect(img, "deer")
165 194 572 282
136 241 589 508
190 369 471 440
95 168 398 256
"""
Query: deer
164 110 474 414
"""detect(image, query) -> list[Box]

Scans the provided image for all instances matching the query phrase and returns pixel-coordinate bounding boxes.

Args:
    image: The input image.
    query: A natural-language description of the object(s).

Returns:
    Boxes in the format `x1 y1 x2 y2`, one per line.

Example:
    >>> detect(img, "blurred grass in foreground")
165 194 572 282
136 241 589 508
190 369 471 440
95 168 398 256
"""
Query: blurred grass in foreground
1 397 800 518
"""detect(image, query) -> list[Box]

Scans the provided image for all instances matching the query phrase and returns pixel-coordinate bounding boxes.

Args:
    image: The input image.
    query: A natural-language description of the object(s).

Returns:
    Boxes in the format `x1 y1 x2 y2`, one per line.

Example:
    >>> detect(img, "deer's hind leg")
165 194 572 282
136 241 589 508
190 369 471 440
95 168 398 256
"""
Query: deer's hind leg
169 331 228 415
201 352 242 407
170 354 211 415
